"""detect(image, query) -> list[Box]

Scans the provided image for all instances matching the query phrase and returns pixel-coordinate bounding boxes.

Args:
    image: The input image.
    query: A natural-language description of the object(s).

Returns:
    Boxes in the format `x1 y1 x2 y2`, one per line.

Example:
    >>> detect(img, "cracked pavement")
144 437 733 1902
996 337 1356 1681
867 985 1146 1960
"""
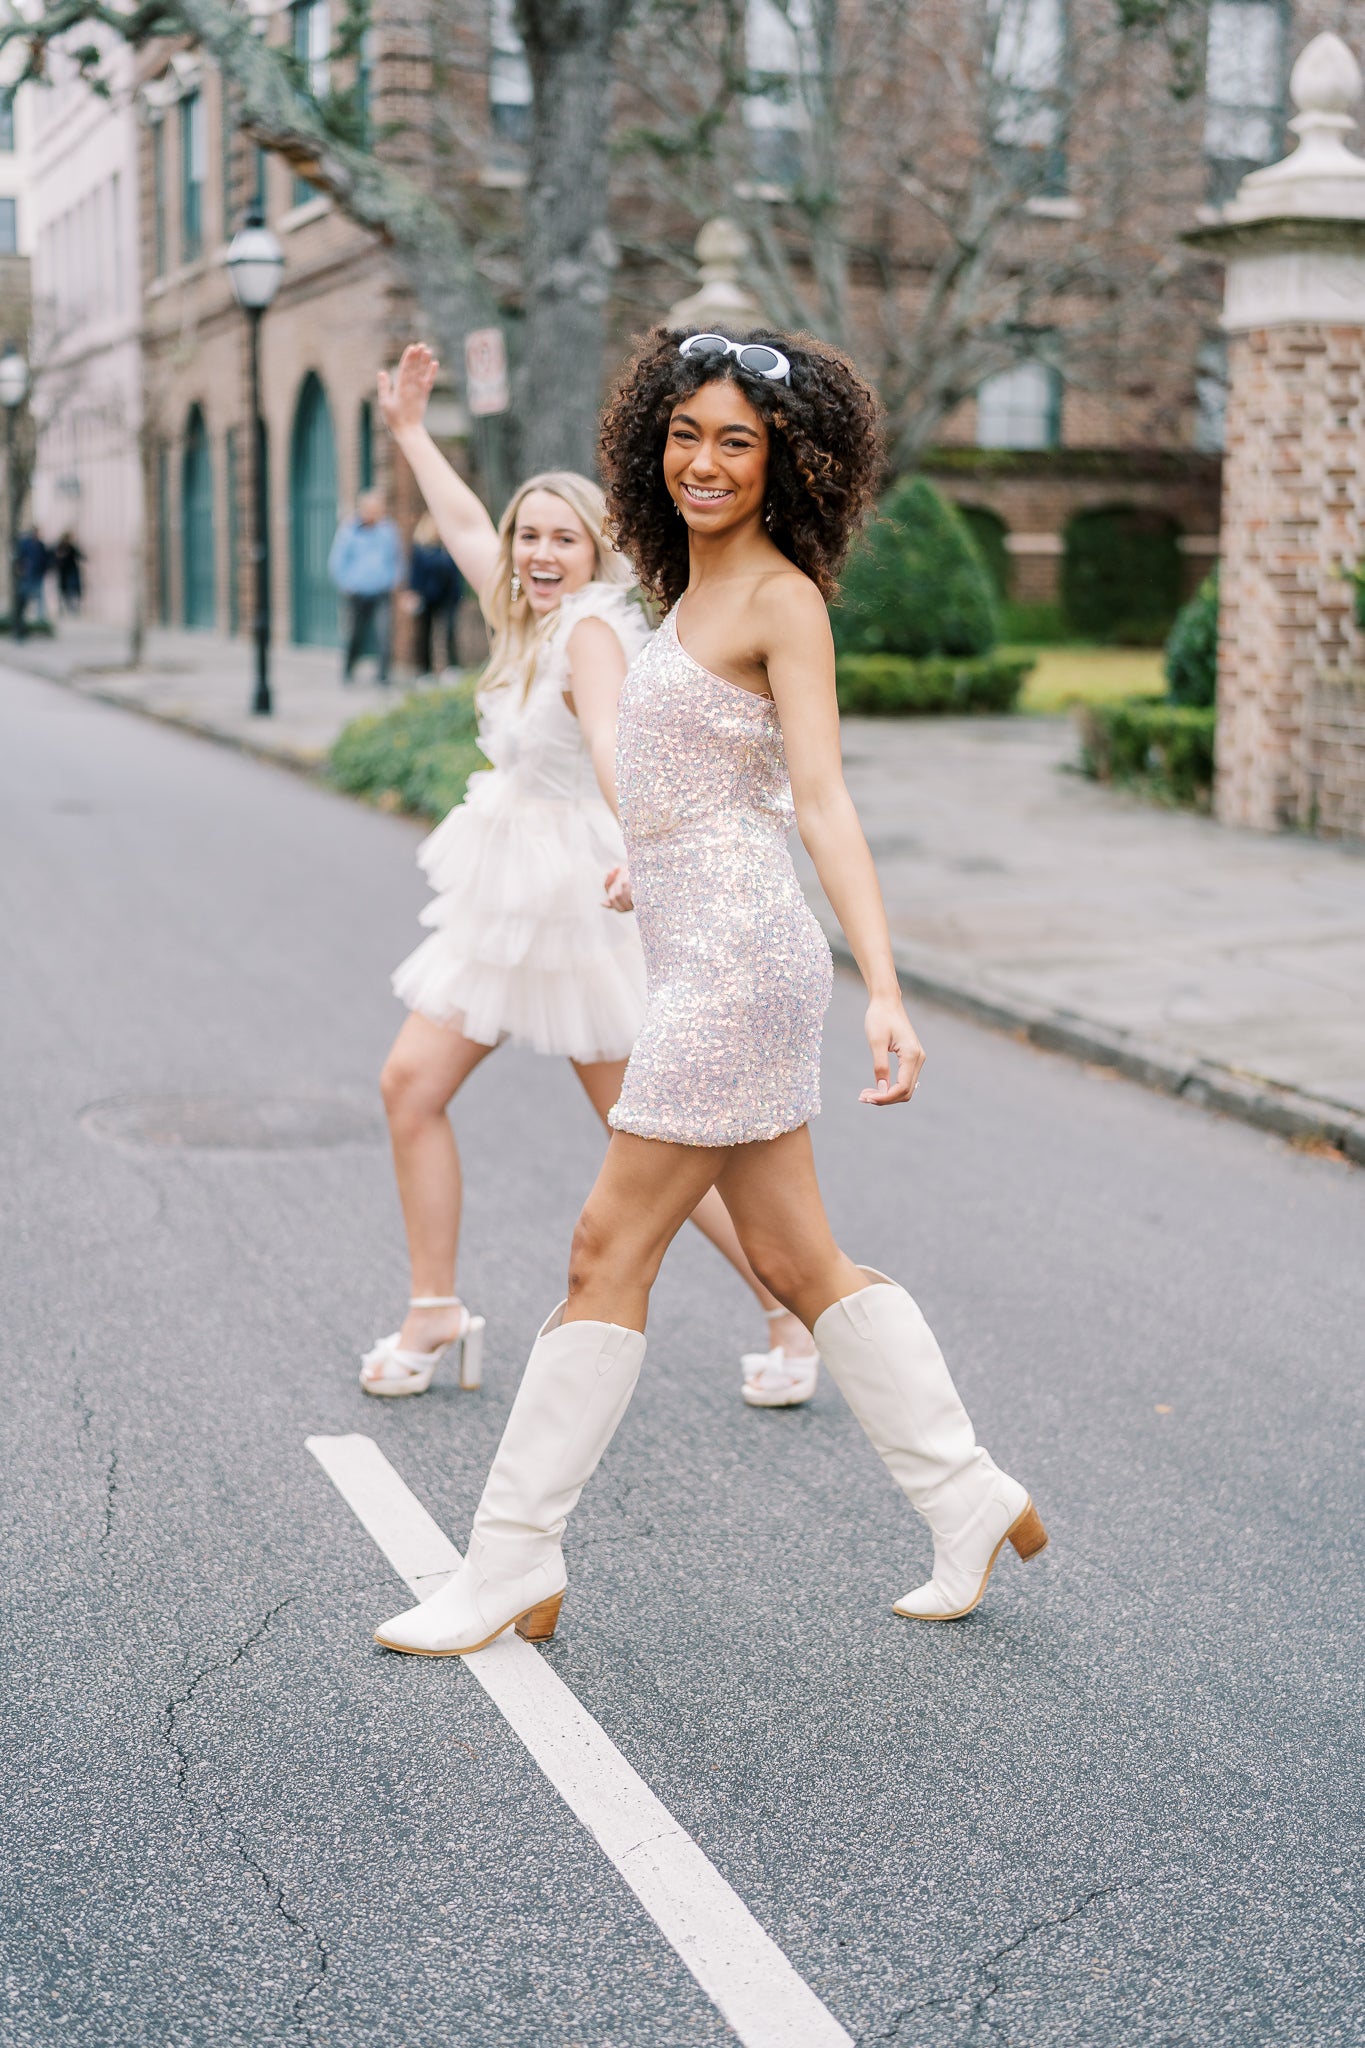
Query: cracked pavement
2 666 1362 2046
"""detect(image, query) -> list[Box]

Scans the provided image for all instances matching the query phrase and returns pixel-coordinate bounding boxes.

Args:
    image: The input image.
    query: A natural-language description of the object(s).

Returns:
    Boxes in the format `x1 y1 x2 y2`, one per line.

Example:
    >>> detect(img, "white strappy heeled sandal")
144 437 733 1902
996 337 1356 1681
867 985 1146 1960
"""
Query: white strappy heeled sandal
359 1295 486 1398
741 1308 820 1408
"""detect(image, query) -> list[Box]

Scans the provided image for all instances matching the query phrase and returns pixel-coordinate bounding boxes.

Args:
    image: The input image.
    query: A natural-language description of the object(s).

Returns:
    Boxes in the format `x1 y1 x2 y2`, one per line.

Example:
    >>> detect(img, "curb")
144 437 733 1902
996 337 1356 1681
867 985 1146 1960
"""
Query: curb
825 936 1365 1166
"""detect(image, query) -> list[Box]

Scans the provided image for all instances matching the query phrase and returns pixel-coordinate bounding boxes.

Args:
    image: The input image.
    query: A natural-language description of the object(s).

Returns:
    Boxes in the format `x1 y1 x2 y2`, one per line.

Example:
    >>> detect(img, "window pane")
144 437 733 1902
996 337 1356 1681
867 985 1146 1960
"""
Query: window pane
0 92 14 154
0 197 16 256
1204 0 1284 172
489 0 532 140
977 361 1061 450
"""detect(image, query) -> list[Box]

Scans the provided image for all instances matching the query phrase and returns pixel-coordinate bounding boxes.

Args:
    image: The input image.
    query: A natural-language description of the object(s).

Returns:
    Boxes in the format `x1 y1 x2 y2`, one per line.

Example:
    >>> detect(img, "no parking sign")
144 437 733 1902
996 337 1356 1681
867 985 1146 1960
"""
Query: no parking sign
465 327 510 417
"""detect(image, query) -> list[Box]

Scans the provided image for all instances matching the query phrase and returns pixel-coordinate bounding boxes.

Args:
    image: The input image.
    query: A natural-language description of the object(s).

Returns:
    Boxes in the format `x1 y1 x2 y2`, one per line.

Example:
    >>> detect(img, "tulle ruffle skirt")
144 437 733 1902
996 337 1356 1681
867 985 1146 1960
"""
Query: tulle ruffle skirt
391 771 648 1063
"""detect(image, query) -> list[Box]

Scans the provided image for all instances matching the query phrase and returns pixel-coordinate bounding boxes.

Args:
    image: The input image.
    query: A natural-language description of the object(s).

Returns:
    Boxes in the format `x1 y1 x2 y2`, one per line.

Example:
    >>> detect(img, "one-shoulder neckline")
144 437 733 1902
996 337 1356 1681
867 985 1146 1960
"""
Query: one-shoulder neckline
668 606 776 708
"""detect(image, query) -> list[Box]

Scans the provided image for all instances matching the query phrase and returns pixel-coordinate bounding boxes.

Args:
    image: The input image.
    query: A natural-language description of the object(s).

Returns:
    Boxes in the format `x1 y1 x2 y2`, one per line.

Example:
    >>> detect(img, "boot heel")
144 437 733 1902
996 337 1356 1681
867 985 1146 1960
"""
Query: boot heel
459 1317 486 1391
514 1592 563 1643
1008 1500 1048 1561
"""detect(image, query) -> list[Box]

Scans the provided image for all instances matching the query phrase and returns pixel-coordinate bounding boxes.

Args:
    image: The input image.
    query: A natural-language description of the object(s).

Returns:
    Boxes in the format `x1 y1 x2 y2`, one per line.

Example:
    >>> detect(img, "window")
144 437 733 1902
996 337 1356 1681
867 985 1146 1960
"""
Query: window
1194 337 1227 453
253 147 268 217
1204 1 1285 204
292 0 330 201
489 0 532 145
221 77 236 238
357 399 373 490
356 25 375 140
744 0 816 193
988 0 1067 196
0 91 14 154
976 360 1062 450
0 198 16 257
152 120 166 276
180 89 206 261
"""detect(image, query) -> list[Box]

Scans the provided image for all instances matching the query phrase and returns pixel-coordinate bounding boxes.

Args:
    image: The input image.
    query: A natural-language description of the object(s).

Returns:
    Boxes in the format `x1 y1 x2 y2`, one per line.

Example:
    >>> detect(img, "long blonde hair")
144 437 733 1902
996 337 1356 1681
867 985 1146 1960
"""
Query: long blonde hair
479 470 633 698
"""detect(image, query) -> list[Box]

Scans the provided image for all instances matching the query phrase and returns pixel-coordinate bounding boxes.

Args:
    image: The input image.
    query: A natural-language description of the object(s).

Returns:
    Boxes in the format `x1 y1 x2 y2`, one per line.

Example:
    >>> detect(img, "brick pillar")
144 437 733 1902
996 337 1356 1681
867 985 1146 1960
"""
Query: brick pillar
1189 32 1365 840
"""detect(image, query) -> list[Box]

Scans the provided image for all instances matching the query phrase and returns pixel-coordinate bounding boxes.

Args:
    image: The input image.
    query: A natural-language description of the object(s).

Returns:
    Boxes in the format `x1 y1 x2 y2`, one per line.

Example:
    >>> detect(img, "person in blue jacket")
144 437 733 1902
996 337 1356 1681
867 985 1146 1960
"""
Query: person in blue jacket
328 489 403 685
407 512 463 679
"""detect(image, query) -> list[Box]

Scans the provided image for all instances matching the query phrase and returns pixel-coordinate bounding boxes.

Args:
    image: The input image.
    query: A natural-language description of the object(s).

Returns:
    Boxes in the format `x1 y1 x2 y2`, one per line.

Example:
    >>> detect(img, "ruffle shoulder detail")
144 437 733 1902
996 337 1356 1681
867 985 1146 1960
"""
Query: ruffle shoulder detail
537 580 652 697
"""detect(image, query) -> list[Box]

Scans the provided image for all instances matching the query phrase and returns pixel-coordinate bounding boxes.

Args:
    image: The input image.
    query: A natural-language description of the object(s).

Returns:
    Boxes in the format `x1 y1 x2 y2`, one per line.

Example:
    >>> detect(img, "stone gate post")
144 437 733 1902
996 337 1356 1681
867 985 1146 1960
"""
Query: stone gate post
1190 32 1365 840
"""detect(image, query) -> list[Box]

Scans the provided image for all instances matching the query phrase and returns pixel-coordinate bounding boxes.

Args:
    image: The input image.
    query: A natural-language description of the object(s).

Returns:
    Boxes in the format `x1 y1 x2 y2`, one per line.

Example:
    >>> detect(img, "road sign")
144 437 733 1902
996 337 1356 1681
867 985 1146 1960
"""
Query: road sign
465 327 510 418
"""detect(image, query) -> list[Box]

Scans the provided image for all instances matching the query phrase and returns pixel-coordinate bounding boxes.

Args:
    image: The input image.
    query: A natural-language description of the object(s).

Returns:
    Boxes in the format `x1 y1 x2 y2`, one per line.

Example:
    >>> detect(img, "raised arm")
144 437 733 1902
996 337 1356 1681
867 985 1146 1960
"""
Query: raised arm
763 578 925 1105
377 344 501 600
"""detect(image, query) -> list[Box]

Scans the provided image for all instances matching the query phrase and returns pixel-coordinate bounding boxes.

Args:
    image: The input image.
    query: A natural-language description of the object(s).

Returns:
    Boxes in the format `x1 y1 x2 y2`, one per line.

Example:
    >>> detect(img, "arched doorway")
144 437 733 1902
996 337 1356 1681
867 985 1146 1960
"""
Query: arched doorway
290 372 338 646
1061 504 1183 644
181 405 215 629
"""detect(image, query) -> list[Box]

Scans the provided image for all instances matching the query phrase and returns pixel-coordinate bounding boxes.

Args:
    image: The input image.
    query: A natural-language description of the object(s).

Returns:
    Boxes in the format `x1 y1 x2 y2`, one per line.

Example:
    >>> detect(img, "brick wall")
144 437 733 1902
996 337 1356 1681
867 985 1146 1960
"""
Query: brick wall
1216 323 1365 839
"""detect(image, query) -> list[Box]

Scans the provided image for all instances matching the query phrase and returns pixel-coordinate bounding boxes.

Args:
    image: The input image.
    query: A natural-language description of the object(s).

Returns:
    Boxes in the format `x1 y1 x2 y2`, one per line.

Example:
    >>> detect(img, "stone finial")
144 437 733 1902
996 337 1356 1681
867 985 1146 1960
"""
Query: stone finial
1225 32 1365 223
667 217 763 330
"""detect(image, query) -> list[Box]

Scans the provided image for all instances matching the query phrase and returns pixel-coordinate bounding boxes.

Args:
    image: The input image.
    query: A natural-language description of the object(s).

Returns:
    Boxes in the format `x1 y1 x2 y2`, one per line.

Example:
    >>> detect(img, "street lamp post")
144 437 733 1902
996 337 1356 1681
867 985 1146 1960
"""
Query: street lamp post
225 213 283 715
0 342 30 637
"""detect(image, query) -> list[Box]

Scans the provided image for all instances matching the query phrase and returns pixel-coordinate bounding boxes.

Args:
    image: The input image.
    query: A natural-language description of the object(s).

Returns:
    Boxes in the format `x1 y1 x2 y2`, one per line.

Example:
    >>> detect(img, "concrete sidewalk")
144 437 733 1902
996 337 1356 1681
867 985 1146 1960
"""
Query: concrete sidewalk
1 619 410 766
7 621 1364 1158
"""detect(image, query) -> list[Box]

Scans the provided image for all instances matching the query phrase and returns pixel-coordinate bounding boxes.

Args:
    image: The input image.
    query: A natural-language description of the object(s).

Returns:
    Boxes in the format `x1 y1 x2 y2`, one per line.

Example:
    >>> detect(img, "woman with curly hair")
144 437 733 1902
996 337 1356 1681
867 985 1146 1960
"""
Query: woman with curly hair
361 342 812 1398
374 327 1047 1656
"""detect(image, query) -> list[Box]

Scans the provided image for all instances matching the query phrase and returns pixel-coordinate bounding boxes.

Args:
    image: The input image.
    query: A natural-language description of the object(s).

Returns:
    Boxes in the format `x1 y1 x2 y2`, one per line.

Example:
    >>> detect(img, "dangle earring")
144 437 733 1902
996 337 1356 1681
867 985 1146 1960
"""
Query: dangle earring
510 569 522 600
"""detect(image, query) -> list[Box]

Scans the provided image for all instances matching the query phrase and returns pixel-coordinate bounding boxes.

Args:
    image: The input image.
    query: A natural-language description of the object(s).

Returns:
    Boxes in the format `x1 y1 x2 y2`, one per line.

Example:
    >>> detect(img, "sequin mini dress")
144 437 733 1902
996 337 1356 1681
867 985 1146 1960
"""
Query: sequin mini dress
608 607 834 1147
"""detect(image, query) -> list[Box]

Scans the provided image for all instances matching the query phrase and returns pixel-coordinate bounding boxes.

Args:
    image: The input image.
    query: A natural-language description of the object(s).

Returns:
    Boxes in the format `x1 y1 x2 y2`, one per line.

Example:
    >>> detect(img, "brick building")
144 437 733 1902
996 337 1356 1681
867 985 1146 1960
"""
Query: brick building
124 0 1365 653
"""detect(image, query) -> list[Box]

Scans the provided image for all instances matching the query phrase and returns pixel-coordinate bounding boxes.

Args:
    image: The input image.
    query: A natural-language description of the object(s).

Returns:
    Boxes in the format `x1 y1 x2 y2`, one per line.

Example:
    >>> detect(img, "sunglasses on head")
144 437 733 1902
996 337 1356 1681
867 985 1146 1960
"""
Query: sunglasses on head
678 333 792 385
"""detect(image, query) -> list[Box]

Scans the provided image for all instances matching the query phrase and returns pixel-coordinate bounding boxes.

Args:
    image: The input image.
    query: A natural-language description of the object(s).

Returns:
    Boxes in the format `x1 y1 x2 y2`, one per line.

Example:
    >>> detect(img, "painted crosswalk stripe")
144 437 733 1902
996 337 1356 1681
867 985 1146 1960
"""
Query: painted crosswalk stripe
307 1431 853 2048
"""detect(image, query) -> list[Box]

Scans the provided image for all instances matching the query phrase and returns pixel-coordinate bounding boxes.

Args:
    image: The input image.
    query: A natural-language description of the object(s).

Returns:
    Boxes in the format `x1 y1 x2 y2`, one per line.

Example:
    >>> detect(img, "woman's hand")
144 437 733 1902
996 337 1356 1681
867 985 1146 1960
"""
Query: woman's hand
859 995 925 1105
378 343 439 441
603 865 634 913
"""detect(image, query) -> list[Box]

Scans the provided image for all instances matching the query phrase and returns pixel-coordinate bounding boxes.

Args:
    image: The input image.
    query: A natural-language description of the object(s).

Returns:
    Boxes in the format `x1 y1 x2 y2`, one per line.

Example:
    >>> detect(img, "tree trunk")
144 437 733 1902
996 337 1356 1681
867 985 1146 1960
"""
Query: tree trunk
517 0 629 475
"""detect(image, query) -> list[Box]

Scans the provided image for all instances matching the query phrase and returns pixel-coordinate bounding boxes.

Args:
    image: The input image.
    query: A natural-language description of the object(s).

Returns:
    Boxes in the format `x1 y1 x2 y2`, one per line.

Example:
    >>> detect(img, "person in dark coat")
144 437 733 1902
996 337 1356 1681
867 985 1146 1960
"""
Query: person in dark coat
407 512 463 679
13 528 50 640
53 532 85 614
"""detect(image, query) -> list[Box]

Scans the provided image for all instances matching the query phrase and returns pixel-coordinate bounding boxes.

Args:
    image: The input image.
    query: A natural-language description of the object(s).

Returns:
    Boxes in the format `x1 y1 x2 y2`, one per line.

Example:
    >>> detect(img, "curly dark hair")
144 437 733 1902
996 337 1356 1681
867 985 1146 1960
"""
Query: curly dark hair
598 325 883 607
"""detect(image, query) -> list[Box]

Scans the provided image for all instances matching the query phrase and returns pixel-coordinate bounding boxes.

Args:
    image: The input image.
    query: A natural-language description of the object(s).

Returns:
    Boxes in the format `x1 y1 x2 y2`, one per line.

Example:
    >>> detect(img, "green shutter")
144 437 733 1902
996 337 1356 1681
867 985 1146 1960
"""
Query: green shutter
290 373 339 646
182 406 216 628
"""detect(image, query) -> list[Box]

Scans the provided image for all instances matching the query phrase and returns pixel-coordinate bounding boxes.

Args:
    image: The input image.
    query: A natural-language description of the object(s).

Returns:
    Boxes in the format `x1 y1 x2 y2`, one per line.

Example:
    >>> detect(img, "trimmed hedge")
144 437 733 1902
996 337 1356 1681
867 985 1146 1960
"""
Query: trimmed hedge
836 652 1032 717
328 685 485 820
1164 569 1218 708
833 475 998 659
1075 699 1216 807
1061 505 1183 643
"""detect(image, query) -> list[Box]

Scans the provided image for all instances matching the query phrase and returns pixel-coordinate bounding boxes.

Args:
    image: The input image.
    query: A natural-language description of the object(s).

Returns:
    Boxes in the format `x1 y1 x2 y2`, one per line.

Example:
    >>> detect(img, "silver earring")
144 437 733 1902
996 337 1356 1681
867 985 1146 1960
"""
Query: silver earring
510 570 521 599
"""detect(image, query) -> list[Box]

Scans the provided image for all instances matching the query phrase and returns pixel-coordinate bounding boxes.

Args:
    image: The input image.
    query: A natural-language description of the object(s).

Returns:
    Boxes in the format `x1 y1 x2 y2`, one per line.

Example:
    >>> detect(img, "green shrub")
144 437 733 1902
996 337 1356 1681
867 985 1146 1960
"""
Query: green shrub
836 652 1032 716
328 684 486 819
1061 505 1183 643
833 476 998 659
1075 699 1216 807
1164 569 1219 707
957 504 1010 598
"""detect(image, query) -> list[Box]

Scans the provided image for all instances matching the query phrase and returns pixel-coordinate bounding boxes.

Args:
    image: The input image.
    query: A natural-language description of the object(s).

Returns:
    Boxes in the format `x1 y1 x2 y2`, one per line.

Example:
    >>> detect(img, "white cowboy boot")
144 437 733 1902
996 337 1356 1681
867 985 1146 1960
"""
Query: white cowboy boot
813 1269 1047 1621
375 1304 646 1656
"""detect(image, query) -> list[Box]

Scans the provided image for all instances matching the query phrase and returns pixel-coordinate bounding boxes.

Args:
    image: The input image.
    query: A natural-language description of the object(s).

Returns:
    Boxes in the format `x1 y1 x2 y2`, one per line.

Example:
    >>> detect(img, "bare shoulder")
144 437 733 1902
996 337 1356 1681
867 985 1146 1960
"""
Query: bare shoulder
752 568 832 656
565 612 629 673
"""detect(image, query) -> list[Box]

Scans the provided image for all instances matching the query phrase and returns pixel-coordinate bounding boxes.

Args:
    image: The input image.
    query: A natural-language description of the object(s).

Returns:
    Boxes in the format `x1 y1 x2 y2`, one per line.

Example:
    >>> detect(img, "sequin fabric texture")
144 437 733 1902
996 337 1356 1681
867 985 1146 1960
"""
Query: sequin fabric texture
608 608 834 1146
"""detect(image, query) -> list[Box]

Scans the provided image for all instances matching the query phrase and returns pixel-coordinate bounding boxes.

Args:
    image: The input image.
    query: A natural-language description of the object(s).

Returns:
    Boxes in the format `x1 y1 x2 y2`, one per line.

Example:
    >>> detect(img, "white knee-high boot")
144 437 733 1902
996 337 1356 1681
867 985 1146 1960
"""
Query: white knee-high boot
374 1304 646 1655
812 1269 1047 1621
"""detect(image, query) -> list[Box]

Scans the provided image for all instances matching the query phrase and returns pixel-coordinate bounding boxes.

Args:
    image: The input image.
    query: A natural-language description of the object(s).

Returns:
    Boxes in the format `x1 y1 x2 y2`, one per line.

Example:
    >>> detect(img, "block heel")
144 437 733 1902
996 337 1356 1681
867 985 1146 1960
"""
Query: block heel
514 1592 564 1642
1008 1499 1048 1561
459 1317 486 1391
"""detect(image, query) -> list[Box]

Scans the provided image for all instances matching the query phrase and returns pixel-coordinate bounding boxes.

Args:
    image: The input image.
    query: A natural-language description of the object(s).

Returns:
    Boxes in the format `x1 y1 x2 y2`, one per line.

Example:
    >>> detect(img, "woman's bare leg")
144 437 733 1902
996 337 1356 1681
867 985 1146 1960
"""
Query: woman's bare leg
570 1058 814 1357
562 1130 731 1331
379 1011 497 1355
713 1126 867 1332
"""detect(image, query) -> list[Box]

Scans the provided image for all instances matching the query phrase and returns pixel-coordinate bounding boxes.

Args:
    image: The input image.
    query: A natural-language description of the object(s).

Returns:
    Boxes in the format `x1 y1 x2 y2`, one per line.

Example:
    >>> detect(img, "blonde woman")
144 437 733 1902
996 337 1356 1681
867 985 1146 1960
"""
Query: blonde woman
362 342 819 1402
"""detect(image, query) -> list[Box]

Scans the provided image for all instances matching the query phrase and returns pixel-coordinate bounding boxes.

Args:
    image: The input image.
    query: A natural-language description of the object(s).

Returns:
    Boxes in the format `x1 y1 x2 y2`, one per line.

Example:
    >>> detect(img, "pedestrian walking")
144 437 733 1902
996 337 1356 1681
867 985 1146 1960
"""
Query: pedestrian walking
364 342 815 1403
53 532 85 615
374 326 1048 1659
12 527 50 640
407 513 462 681
328 489 402 686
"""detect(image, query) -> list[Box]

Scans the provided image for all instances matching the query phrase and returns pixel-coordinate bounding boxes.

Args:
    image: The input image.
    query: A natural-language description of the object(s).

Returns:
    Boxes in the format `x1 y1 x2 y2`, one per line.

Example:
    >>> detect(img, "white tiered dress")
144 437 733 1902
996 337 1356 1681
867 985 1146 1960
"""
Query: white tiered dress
391 581 652 1063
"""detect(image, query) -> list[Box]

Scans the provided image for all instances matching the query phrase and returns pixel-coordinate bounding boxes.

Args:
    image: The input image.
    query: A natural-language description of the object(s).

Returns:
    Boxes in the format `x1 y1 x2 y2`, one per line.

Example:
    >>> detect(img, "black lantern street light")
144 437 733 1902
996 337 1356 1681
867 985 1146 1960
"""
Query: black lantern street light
0 342 29 637
225 213 284 715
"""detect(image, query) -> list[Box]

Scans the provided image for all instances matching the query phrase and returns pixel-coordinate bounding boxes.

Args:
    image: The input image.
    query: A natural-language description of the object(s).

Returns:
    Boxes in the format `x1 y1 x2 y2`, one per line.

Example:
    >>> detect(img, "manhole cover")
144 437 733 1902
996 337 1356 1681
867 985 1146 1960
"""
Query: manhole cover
80 1092 386 1152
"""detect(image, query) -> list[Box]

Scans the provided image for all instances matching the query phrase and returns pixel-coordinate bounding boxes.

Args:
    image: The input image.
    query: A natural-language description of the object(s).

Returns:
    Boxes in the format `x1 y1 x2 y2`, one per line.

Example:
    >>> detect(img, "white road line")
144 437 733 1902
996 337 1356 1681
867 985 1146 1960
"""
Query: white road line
307 1432 854 2048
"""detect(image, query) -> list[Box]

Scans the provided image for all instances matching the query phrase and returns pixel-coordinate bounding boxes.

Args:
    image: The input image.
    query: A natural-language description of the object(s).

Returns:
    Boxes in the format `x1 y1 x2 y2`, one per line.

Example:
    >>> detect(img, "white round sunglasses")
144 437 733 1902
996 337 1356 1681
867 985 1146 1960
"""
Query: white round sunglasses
678 332 792 385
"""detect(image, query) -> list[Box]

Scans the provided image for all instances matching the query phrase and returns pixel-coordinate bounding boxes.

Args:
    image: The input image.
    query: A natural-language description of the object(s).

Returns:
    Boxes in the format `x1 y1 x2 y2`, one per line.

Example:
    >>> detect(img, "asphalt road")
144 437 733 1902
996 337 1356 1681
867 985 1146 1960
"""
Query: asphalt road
2 667 1362 2048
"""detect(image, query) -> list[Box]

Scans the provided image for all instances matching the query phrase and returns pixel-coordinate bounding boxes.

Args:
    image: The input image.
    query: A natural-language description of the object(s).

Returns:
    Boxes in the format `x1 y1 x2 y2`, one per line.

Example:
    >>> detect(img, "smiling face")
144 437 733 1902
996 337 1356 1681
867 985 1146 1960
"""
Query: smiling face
511 489 598 614
662 378 770 535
